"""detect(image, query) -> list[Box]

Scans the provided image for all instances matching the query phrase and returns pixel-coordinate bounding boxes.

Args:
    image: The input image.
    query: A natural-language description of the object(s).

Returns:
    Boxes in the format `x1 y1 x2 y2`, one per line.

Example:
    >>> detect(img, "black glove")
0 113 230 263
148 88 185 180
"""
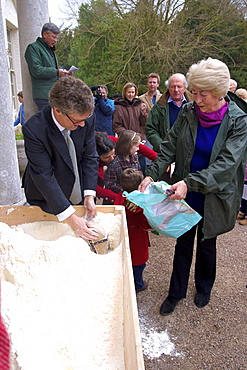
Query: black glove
90 85 101 92
95 89 103 98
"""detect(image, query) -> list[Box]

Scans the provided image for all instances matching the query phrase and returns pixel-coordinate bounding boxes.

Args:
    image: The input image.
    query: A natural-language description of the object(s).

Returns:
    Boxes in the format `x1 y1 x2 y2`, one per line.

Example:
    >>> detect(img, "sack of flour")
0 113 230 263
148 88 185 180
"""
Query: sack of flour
123 181 201 238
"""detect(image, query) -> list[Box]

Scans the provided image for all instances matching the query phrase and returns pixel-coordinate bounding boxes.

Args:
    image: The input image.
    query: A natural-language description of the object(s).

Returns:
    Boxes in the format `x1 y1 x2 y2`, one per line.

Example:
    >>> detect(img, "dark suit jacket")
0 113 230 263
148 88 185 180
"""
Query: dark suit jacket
22 105 99 215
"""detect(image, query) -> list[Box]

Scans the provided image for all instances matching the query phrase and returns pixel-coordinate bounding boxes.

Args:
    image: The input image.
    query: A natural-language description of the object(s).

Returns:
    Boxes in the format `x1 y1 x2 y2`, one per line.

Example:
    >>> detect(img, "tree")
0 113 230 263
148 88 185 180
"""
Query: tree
56 28 74 71
57 0 247 93
177 0 247 86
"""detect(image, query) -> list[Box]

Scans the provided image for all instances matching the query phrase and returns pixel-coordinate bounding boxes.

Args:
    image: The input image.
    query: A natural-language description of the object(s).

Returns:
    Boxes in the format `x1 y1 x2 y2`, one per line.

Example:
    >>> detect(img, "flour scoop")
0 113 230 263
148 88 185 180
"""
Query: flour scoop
87 222 108 255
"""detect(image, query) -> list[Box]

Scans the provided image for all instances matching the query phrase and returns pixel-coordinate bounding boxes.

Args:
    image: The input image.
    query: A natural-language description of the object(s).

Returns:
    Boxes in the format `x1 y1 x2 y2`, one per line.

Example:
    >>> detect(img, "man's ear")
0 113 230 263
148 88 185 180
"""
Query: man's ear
53 107 61 114
53 107 63 121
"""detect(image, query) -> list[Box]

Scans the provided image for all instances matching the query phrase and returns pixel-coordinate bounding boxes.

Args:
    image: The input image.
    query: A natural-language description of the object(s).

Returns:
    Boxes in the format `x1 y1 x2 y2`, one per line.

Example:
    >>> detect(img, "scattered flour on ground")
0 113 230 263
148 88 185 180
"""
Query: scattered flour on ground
0 212 124 370
139 316 183 359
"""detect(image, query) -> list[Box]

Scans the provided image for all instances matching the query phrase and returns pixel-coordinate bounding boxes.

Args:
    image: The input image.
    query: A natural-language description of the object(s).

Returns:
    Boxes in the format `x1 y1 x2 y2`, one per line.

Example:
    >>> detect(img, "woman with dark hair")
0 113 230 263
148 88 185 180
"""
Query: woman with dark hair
95 133 117 204
95 132 157 203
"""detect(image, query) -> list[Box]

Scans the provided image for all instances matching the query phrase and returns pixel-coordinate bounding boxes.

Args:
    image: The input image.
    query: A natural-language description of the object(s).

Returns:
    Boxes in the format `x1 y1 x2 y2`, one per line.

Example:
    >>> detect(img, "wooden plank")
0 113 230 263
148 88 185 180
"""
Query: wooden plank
0 205 124 225
120 211 145 370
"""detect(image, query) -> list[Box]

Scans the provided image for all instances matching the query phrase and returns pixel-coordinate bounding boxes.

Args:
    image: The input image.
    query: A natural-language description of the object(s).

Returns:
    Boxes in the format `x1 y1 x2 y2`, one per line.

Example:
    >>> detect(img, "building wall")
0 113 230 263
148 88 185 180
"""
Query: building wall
2 0 23 121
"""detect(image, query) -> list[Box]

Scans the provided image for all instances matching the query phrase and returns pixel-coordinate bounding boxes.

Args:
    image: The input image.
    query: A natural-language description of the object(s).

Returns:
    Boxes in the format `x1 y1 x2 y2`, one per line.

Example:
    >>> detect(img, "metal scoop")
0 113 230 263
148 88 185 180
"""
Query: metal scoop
87 222 108 254
88 236 108 254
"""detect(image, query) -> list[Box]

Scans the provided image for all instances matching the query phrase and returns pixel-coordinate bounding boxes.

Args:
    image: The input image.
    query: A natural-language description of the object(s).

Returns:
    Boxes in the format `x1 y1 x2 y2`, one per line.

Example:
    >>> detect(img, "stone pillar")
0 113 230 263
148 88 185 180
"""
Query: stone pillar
16 0 49 121
0 1 22 205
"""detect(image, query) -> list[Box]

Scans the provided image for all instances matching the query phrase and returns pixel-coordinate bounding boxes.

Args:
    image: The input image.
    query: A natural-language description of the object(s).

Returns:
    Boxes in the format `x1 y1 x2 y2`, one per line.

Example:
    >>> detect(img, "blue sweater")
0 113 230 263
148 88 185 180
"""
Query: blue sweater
94 97 115 135
186 123 220 214
169 101 187 127
14 104 25 126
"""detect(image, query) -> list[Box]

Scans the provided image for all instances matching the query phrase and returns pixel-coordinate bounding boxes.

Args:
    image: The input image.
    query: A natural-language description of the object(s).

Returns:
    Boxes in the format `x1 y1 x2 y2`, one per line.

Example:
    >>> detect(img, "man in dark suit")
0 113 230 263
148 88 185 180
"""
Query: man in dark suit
22 76 99 240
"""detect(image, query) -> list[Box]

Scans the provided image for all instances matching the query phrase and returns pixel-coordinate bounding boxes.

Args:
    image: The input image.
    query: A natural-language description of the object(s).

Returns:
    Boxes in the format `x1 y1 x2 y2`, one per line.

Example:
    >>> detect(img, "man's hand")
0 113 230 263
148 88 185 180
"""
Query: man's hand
57 69 70 77
138 176 152 193
84 195 97 220
65 213 98 240
168 180 188 200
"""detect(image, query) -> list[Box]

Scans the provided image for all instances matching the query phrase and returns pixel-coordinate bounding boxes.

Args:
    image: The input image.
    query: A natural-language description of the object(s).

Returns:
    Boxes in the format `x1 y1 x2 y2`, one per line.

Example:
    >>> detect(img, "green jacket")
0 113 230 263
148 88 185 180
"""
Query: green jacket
145 90 193 152
146 98 247 239
25 37 59 100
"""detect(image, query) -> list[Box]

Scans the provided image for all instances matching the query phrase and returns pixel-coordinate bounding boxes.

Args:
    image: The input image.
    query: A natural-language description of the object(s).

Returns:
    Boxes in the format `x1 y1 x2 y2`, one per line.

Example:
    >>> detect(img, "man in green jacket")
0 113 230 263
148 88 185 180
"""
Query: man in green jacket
145 73 193 153
25 23 69 111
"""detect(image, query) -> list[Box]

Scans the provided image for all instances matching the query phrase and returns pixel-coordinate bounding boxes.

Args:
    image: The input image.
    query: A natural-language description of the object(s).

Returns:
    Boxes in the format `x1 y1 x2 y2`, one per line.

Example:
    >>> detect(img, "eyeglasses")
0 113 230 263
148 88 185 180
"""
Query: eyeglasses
65 113 92 125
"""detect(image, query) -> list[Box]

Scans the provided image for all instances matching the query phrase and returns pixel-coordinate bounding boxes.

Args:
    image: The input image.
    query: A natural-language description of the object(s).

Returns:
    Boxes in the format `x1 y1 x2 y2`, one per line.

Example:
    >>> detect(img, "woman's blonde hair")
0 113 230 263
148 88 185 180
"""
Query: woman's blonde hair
122 82 138 98
186 57 230 97
116 130 141 157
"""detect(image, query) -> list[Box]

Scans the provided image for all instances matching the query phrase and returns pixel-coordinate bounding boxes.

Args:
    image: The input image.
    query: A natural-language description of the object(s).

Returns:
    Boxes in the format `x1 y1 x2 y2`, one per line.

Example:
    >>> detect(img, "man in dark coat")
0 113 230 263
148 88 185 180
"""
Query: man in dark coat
22 76 99 240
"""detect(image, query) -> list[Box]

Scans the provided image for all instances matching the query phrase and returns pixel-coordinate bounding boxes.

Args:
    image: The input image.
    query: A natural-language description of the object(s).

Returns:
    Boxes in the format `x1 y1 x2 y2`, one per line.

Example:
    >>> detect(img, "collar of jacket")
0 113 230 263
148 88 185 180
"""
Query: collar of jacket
36 37 56 52
227 91 247 113
157 89 193 108
114 97 142 107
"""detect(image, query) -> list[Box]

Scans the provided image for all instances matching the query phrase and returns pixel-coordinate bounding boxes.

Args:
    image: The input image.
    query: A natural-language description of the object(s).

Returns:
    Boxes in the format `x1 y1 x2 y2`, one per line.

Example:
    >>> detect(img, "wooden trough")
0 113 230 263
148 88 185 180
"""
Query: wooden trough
0 205 145 370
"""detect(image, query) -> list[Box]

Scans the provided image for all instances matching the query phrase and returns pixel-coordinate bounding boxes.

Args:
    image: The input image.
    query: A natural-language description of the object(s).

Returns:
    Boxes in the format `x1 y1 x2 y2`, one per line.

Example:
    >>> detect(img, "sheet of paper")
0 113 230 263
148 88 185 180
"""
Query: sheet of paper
69 65 79 72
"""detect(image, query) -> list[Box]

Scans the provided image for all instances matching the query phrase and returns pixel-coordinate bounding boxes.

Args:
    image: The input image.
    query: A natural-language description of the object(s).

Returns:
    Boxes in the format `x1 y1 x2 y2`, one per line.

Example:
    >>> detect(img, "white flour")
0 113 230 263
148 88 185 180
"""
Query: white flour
0 212 124 370
139 316 183 359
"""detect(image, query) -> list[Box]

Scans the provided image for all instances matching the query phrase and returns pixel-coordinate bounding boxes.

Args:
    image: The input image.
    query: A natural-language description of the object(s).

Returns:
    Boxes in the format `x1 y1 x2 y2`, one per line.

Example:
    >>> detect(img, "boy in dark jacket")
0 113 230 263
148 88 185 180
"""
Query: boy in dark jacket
114 169 152 292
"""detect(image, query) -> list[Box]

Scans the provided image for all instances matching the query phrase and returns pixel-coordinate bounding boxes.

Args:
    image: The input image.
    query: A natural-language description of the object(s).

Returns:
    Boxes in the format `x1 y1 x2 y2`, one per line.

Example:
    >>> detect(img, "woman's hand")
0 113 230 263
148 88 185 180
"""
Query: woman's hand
65 213 98 240
140 102 147 114
168 180 188 200
138 176 152 193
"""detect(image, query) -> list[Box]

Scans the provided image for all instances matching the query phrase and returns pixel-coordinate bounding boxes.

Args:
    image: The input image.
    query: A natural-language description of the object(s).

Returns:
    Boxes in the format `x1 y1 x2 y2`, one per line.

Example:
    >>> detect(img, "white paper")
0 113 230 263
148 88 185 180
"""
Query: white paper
68 65 79 72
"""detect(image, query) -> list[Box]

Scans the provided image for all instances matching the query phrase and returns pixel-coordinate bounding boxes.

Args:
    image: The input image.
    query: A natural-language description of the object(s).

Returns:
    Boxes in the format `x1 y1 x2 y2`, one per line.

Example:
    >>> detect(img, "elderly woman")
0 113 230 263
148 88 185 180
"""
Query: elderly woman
139 58 247 315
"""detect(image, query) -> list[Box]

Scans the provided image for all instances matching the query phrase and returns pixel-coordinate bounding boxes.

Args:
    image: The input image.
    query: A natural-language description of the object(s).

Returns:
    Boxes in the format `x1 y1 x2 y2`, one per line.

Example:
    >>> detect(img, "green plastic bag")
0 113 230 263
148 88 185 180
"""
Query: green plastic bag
123 181 202 238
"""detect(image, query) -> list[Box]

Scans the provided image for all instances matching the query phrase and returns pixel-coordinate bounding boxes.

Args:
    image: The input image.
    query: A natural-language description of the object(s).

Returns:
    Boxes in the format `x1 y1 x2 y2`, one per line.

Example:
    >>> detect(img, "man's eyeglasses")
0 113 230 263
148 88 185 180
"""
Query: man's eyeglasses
65 113 92 125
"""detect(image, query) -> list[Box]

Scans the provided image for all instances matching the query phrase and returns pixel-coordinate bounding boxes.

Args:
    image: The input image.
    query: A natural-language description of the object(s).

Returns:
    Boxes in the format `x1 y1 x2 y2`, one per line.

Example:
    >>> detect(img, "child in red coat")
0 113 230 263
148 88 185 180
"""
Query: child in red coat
114 168 152 293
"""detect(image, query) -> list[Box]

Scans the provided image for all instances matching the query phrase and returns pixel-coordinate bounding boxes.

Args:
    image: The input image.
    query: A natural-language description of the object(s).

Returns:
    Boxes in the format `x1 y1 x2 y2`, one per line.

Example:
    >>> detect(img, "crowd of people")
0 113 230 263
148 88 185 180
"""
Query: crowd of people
13 22 247 312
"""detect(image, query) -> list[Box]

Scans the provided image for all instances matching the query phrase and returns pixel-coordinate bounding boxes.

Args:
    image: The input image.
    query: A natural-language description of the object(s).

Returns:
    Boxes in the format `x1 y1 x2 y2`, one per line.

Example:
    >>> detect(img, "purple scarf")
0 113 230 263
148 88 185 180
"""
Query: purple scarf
195 102 229 128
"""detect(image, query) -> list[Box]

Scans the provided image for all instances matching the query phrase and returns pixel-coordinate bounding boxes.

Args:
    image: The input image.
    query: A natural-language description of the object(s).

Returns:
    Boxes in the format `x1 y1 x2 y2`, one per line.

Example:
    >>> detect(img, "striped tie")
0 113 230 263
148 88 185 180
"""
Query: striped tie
63 129 82 204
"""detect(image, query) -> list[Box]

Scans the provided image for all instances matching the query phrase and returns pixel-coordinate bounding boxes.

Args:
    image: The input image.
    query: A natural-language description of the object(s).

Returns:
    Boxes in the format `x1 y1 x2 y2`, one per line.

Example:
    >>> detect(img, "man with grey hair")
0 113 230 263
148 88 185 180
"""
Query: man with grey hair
146 73 193 153
229 78 238 92
22 77 99 240
25 22 70 111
